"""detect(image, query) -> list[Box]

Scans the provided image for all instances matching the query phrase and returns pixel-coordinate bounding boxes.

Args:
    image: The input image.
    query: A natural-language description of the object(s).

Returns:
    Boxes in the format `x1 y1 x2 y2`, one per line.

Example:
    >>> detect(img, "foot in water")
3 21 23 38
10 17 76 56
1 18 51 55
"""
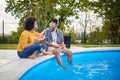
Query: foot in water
61 65 69 70
70 63 79 67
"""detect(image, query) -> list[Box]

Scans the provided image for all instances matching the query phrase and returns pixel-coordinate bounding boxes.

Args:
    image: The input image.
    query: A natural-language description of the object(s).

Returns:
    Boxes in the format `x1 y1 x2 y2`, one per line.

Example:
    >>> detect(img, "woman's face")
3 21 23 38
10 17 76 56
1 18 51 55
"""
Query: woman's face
34 21 38 30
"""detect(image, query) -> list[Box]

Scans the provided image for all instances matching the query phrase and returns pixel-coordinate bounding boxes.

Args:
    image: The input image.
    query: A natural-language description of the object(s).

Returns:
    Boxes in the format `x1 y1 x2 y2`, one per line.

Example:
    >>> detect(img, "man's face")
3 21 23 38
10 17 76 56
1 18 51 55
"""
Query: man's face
49 22 56 29
34 21 38 30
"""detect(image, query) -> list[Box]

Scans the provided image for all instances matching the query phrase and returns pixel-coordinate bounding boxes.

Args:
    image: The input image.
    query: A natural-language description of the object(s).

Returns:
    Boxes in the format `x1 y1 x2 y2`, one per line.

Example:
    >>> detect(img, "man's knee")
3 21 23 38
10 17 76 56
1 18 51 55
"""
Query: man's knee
33 44 46 49
69 50 72 54
66 49 72 55
53 49 59 55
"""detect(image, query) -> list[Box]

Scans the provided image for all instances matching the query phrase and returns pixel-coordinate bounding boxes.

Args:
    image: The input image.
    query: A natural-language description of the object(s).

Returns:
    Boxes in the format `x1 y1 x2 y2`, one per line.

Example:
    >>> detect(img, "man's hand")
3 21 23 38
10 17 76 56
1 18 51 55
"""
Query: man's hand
47 43 60 48
52 44 60 48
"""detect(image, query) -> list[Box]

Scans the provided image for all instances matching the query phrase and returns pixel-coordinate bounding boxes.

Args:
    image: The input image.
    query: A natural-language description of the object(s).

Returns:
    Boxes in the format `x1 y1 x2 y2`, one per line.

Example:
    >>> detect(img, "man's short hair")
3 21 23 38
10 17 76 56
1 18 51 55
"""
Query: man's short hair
51 19 58 27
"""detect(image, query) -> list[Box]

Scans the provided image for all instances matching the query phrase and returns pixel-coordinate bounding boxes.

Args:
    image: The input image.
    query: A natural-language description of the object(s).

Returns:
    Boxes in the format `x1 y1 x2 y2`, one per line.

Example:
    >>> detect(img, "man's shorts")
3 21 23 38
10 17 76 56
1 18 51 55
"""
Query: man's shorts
47 47 65 53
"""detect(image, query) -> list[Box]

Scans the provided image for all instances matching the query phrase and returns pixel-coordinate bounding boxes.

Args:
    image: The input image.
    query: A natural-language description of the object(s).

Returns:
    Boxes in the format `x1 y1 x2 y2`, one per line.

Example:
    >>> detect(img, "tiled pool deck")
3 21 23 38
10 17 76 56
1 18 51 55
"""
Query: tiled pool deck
0 47 120 80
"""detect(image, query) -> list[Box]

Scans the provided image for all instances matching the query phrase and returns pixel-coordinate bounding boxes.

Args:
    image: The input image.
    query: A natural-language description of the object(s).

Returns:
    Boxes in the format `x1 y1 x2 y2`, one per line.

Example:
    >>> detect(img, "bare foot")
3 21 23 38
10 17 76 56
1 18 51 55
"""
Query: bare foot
70 63 79 67
33 51 38 56
28 55 36 59
61 65 69 70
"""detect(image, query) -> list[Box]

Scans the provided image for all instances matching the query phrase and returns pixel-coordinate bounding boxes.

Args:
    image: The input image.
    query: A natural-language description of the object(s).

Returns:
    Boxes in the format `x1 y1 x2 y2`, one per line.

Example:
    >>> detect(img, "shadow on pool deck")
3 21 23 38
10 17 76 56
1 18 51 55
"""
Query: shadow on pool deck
0 47 120 80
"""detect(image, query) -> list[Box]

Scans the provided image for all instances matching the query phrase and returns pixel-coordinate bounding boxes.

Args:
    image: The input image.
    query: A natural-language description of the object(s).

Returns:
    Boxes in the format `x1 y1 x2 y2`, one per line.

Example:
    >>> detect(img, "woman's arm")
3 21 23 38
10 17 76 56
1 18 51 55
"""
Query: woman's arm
40 28 48 35
20 33 40 49
23 42 34 49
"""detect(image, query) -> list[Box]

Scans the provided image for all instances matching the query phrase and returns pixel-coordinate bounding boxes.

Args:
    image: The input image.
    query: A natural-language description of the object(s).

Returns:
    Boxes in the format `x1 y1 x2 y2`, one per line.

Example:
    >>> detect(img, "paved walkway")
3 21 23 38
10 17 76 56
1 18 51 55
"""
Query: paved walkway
0 47 120 80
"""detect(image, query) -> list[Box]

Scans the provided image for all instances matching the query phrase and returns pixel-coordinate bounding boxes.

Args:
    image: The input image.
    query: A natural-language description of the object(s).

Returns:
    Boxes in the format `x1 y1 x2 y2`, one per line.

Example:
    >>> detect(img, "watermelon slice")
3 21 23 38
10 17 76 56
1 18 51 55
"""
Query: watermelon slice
58 44 65 47
36 35 45 40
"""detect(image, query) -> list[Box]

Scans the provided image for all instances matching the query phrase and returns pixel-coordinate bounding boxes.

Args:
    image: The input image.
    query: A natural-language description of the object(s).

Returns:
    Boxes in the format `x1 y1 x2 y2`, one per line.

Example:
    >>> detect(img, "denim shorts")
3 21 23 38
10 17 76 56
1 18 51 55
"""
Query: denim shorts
17 44 46 58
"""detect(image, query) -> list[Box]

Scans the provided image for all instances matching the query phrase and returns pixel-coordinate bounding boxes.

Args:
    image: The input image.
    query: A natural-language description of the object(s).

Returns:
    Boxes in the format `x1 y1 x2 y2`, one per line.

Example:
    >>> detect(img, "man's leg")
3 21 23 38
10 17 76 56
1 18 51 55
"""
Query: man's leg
62 48 72 64
42 51 53 55
52 48 68 70
53 49 63 65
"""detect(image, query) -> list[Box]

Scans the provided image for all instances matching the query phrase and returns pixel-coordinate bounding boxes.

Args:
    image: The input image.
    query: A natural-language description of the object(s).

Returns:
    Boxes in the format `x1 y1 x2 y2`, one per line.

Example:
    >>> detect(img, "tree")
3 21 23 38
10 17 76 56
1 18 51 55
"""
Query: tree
75 0 97 44
89 0 120 44
101 19 120 44
10 26 23 43
76 0 120 44
5 0 77 32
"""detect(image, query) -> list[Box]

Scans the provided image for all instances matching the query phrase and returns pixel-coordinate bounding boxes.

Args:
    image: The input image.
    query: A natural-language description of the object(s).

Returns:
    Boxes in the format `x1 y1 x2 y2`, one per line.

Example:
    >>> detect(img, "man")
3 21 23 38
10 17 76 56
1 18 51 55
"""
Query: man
44 19 72 69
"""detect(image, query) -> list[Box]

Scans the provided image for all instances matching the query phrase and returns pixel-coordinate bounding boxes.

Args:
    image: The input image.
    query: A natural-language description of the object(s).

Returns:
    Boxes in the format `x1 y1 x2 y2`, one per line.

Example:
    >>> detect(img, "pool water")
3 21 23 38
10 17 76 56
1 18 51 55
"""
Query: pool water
20 50 120 80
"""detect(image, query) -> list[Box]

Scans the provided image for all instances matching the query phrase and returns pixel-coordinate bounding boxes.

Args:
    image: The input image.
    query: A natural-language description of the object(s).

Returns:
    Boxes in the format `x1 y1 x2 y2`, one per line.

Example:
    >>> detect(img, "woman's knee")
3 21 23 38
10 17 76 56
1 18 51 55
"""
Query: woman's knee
33 44 40 48
35 44 46 48
33 44 44 49
40 44 46 49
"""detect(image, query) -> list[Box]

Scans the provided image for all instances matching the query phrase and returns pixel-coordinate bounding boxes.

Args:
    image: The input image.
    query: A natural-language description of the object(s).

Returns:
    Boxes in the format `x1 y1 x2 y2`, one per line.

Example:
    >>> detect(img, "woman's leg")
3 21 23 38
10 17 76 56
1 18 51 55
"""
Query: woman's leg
17 44 46 58
28 51 38 59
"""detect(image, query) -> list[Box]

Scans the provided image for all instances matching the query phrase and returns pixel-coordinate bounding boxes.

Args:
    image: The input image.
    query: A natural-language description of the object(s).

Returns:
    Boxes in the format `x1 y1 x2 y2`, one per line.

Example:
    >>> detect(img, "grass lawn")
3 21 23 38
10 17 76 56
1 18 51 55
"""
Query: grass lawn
72 44 120 47
0 44 120 50
0 44 17 50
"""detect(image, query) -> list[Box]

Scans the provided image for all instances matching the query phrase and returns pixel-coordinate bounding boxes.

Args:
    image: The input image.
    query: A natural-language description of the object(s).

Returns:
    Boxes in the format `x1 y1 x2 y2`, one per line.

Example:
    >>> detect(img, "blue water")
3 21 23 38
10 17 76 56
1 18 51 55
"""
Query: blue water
20 50 120 80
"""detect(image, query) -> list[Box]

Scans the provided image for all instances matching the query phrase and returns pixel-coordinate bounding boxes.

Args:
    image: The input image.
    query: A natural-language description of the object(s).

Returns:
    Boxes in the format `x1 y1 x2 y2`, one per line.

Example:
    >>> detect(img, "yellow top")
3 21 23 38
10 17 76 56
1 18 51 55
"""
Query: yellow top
17 30 42 52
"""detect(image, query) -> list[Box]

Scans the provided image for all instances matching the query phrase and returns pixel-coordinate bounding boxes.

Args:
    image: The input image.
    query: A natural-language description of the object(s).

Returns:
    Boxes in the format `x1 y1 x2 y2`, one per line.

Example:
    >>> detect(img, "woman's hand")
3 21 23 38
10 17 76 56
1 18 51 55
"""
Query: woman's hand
34 37 40 43
41 28 48 34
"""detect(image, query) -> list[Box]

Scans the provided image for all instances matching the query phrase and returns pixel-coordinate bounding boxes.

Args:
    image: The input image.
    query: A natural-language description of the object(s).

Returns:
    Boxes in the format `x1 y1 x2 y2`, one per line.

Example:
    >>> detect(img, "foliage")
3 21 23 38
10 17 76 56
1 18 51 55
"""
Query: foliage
0 26 23 44
90 0 120 44
5 0 77 32
87 27 103 44
101 19 120 44
9 26 24 44
0 36 8 43
4 0 120 44
76 0 120 44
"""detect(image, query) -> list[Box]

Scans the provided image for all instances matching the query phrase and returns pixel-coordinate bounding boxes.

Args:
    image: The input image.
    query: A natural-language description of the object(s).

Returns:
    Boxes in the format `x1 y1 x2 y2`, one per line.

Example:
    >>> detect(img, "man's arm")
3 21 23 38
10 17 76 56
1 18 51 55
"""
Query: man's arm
60 30 64 44
44 28 60 48
43 29 53 47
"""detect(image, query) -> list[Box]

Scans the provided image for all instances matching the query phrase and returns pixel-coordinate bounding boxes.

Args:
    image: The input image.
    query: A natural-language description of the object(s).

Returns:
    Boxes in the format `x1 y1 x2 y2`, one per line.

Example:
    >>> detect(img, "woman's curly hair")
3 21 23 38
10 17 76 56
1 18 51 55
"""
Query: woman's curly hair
24 17 37 30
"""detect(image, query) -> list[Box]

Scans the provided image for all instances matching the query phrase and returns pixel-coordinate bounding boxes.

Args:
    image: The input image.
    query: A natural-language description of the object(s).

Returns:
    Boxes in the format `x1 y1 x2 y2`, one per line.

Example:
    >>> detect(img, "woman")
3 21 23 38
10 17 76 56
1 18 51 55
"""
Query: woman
17 16 50 59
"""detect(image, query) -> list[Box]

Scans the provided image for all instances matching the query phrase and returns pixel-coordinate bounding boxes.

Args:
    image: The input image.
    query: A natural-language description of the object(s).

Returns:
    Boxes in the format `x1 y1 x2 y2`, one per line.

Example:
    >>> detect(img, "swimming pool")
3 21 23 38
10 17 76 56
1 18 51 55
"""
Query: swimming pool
20 50 120 80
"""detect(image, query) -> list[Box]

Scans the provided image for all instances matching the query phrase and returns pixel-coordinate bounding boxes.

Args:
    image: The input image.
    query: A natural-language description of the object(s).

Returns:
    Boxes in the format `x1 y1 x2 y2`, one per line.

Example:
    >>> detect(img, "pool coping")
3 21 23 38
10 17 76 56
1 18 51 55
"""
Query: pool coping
0 47 120 80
